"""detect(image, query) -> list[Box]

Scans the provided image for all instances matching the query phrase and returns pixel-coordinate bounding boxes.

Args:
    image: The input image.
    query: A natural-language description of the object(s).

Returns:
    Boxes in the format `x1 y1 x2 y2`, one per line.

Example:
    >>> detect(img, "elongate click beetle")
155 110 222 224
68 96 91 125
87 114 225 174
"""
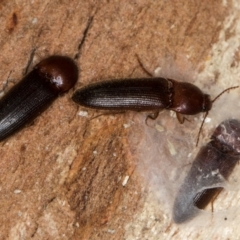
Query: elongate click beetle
0 55 78 141
72 78 237 144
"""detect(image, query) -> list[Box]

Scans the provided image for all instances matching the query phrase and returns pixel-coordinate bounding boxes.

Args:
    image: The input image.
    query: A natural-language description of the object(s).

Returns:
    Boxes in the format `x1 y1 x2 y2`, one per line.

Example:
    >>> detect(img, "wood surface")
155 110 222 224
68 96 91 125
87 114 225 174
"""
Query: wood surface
0 1 240 239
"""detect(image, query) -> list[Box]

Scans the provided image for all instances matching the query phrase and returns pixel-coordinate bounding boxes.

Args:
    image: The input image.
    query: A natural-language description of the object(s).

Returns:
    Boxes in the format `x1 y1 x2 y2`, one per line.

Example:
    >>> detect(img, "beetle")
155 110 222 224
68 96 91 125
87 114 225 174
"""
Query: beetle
72 78 212 114
173 119 240 224
0 55 78 141
72 78 237 144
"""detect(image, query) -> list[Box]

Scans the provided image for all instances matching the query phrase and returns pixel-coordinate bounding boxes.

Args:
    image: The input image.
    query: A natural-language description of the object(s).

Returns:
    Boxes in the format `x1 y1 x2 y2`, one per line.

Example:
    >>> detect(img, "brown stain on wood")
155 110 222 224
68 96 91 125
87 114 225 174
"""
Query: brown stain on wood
6 12 18 33
65 116 134 238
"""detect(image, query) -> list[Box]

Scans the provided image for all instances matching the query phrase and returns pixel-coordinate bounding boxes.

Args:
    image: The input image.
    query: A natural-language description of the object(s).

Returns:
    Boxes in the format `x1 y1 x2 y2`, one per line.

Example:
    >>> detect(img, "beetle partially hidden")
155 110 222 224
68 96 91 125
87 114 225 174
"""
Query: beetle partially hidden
173 119 240 224
0 55 78 141
72 77 238 144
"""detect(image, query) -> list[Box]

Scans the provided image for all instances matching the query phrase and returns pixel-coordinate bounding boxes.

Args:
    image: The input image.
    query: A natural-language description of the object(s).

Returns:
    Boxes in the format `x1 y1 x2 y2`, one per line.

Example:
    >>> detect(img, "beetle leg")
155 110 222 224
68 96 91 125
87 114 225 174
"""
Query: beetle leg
176 113 191 124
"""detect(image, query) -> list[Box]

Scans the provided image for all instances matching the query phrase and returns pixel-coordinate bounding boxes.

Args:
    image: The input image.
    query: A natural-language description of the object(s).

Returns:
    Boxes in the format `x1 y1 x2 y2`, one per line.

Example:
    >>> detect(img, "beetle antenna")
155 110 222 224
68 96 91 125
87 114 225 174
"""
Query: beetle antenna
197 86 239 146
135 54 153 77
212 86 239 104
196 111 208 147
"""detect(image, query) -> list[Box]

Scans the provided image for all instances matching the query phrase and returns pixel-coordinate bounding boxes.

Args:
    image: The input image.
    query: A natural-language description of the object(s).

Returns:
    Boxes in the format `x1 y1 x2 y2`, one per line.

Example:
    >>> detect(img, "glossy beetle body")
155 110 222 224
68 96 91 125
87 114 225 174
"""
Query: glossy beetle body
72 78 212 115
0 55 78 141
173 119 240 224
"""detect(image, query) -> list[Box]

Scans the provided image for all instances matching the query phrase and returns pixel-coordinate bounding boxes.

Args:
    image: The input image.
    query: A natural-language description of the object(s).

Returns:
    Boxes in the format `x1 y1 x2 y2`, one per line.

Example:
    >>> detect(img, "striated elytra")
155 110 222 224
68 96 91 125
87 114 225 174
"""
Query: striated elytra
173 119 240 224
72 78 212 115
0 55 78 141
72 78 237 145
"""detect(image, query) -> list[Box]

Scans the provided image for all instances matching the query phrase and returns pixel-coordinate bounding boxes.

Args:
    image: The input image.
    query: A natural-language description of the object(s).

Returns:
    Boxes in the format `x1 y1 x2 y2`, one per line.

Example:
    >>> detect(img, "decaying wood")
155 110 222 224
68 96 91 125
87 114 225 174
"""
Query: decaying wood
0 0 238 239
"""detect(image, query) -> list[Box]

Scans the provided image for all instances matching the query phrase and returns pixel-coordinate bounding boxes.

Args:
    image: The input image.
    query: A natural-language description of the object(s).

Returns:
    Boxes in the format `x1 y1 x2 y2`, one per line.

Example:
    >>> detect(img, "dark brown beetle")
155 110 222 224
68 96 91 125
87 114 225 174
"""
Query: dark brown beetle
72 78 211 115
173 119 240 224
0 56 78 141
72 78 237 144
